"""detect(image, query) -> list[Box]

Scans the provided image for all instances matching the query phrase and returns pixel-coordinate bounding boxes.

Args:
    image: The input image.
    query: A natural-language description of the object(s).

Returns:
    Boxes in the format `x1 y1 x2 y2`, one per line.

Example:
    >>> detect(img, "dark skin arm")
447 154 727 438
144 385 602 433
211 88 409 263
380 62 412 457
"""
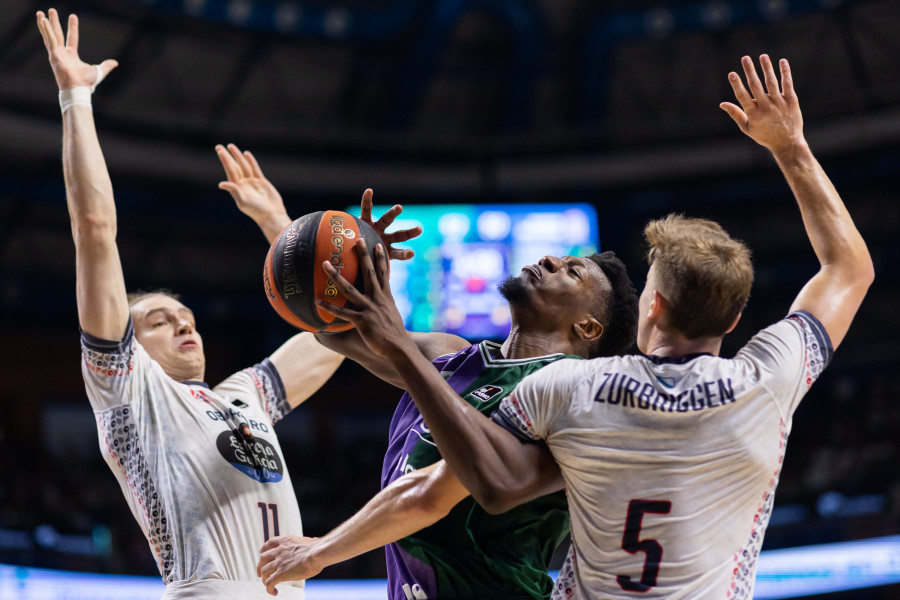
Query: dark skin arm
317 241 558 513
315 329 468 389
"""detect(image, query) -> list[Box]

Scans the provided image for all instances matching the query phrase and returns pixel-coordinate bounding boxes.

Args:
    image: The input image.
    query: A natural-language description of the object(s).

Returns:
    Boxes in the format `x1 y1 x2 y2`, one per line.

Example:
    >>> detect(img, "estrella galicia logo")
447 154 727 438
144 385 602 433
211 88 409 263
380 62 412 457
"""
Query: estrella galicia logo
216 430 284 483
471 385 504 402
231 398 249 409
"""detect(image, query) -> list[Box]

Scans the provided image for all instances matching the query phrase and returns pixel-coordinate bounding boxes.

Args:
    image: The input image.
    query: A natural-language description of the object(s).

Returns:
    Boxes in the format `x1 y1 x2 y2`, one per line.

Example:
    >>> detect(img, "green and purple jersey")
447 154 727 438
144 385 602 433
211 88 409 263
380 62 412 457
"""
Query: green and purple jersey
382 341 577 600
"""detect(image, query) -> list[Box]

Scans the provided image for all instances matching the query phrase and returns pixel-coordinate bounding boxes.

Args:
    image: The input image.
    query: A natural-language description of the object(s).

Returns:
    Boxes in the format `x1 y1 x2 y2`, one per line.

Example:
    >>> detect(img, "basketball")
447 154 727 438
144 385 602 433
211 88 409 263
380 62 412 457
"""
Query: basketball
264 210 383 332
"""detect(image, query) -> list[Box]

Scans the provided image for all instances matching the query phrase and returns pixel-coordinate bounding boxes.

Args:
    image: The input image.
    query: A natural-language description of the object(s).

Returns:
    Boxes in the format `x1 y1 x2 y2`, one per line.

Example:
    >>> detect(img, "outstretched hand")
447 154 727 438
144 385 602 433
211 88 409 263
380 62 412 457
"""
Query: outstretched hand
720 54 804 154
316 240 412 360
359 189 422 261
36 9 117 91
216 143 288 226
257 535 322 596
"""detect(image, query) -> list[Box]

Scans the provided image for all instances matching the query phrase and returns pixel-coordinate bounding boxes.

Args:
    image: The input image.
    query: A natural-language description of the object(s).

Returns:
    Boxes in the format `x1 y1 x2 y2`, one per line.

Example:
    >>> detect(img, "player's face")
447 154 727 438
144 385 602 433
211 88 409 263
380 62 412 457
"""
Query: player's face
504 255 609 330
131 294 206 382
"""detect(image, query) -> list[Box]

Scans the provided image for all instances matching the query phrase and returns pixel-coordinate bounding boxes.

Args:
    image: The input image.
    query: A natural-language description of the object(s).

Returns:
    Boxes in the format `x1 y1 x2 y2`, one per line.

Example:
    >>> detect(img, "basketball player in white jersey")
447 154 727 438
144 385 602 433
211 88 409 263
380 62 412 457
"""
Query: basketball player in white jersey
313 55 874 598
36 9 355 598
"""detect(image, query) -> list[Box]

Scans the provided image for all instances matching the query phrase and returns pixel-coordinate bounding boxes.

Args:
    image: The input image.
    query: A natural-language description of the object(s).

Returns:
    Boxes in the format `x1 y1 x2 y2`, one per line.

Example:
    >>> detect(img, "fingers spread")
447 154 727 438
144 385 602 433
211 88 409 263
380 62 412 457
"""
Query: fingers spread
727 71 754 112
741 55 766 102
759 54 781 97
359 189 374 223
780 58 796 100
322 259 366 305
216 144 241 181
719 102 748 132
36 12 54 51
375 204 402 229
391 248 415 261
388 225 422 244
99 59 118 83
49 9 65 48
245 150 265 178
65 13 78 50
228 143 252 176
374 243 391 290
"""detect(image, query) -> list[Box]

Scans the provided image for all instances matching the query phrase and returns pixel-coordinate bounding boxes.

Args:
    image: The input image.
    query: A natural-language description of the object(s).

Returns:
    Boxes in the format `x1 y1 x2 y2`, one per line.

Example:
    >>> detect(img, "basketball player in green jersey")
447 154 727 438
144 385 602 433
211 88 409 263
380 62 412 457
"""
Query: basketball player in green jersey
222 143 641 598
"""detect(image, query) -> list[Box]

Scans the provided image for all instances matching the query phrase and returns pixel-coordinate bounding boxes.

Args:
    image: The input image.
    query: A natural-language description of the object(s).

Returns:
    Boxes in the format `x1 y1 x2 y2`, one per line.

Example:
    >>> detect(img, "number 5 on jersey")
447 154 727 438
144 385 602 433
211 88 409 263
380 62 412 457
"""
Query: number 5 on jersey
617 499 672 592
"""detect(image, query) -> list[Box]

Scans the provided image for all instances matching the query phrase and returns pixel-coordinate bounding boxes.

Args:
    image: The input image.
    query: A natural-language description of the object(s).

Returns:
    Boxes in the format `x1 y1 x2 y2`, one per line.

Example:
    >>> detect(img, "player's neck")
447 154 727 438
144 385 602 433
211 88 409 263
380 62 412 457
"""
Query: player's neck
501 327 576 360
644 327 724 358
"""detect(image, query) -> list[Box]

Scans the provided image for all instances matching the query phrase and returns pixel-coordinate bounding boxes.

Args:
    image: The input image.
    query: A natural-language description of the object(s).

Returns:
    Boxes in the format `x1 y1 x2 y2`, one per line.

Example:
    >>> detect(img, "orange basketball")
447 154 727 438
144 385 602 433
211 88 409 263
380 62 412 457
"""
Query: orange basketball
263 210 382 332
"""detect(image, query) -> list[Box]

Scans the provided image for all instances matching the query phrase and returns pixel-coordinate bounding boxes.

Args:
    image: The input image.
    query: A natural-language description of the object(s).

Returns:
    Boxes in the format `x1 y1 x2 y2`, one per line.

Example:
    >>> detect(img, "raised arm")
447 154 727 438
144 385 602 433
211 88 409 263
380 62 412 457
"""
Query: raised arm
316 242 564 511
38 9 125 340
267 332 343 409
216 143 291 244
721 55 874 348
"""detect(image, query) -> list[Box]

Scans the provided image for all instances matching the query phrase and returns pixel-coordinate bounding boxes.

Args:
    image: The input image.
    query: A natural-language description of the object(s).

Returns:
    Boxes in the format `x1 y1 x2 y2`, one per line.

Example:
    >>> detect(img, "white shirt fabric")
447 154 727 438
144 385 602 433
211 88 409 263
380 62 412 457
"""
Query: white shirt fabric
81 320 304 599
493 311 832 600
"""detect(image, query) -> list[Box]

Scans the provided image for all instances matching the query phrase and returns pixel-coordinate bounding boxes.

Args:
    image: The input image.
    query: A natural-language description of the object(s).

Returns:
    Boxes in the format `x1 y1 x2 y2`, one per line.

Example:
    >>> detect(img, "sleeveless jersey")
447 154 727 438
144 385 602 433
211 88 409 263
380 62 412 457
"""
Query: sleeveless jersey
81 320 304 599
382 341 577 600
494 311 833 600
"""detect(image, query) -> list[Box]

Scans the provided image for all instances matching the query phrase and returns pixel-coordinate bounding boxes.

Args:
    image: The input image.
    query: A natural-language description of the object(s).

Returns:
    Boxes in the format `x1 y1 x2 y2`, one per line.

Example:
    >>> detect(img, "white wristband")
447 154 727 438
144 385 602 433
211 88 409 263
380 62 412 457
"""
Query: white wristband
90 64 106 93
59 86 92 113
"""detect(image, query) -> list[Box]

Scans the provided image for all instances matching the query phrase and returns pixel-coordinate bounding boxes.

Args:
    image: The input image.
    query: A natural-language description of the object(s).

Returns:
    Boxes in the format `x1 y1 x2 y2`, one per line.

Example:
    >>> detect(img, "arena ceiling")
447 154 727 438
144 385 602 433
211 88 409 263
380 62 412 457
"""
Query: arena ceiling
1 0 900 193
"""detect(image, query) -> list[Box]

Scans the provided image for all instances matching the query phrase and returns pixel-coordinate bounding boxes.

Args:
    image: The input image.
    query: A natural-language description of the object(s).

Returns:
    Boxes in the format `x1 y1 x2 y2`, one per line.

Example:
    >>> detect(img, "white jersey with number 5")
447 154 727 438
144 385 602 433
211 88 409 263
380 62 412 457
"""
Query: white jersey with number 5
493 311 832 600
82 320 304 599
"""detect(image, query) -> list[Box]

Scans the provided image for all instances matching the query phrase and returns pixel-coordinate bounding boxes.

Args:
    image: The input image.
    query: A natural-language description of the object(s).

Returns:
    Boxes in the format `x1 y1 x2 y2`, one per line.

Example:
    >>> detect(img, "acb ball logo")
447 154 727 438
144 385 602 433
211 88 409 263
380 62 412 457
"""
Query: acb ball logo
263 210 383 332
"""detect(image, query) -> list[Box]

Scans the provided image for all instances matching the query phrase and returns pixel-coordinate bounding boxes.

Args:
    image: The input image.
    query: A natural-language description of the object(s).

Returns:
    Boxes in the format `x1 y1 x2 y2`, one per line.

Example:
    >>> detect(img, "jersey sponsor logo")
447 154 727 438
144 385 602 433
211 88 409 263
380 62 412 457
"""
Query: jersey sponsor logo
231 398 250 409
470 385 504 402
205 407 270 433
594 372 735 412
216 430 284 483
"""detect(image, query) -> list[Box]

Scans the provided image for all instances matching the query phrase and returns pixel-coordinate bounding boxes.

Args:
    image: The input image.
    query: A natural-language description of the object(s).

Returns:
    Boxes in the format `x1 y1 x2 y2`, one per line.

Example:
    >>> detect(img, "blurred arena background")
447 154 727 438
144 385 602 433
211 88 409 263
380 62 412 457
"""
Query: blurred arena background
0 0 898 597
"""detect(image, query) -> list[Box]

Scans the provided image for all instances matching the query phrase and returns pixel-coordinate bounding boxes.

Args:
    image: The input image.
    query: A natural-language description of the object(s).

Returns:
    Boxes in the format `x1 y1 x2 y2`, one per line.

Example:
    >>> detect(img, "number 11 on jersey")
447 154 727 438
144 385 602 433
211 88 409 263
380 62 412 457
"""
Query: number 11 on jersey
617 499 672 592
258 502 280 542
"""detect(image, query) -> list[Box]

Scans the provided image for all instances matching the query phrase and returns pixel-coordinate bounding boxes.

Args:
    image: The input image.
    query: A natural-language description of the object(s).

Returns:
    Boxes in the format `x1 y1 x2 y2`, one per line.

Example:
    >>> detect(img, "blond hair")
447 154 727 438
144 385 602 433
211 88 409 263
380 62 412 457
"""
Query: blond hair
126 289 181 308
645 214 753 340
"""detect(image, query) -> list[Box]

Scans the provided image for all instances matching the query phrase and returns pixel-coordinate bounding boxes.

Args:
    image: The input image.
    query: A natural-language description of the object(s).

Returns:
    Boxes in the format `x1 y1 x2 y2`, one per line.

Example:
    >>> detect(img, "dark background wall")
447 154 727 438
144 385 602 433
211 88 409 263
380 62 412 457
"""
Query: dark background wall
0 0 897 590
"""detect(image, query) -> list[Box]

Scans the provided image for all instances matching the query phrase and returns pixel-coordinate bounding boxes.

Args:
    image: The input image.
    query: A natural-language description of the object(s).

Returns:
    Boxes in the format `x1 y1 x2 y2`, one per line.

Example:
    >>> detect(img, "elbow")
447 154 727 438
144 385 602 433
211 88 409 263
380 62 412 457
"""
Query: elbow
471 482 522 515
847 240 875 288
72 213 116 244
396 480 455 521
859 255 875 288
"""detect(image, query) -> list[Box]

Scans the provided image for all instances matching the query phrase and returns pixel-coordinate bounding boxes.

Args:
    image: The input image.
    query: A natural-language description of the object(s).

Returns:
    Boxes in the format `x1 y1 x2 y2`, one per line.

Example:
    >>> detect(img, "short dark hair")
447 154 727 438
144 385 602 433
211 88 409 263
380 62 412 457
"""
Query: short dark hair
587 251 639 358
126 289 181 309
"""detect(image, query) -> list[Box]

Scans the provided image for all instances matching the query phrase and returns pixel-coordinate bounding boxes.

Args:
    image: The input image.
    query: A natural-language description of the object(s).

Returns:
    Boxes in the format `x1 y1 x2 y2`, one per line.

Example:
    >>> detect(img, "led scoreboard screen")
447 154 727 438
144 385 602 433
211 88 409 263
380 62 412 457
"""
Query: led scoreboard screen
347 203 599 339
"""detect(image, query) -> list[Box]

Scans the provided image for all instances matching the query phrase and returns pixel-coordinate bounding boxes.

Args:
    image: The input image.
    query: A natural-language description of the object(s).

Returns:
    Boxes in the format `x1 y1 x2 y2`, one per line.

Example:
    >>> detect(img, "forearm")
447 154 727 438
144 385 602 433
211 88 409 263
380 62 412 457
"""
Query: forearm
307 467 460 570
63 105 129 339
259 213 291 245
772 142 871 272
315 330 405 388
389 344 544 510
269 332 344 409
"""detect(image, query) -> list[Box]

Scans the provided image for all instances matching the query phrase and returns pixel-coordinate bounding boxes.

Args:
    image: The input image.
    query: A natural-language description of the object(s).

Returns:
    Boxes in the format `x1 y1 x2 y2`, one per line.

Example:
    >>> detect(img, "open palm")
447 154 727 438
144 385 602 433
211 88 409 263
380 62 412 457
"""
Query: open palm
36 9 117 90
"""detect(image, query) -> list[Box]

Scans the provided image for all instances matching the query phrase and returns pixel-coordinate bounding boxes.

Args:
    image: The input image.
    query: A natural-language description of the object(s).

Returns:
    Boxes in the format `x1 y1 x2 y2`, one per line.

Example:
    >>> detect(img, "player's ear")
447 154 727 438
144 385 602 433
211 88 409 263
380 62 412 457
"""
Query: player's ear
724 311 742 334
574 316 603 343
646 289 667 324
